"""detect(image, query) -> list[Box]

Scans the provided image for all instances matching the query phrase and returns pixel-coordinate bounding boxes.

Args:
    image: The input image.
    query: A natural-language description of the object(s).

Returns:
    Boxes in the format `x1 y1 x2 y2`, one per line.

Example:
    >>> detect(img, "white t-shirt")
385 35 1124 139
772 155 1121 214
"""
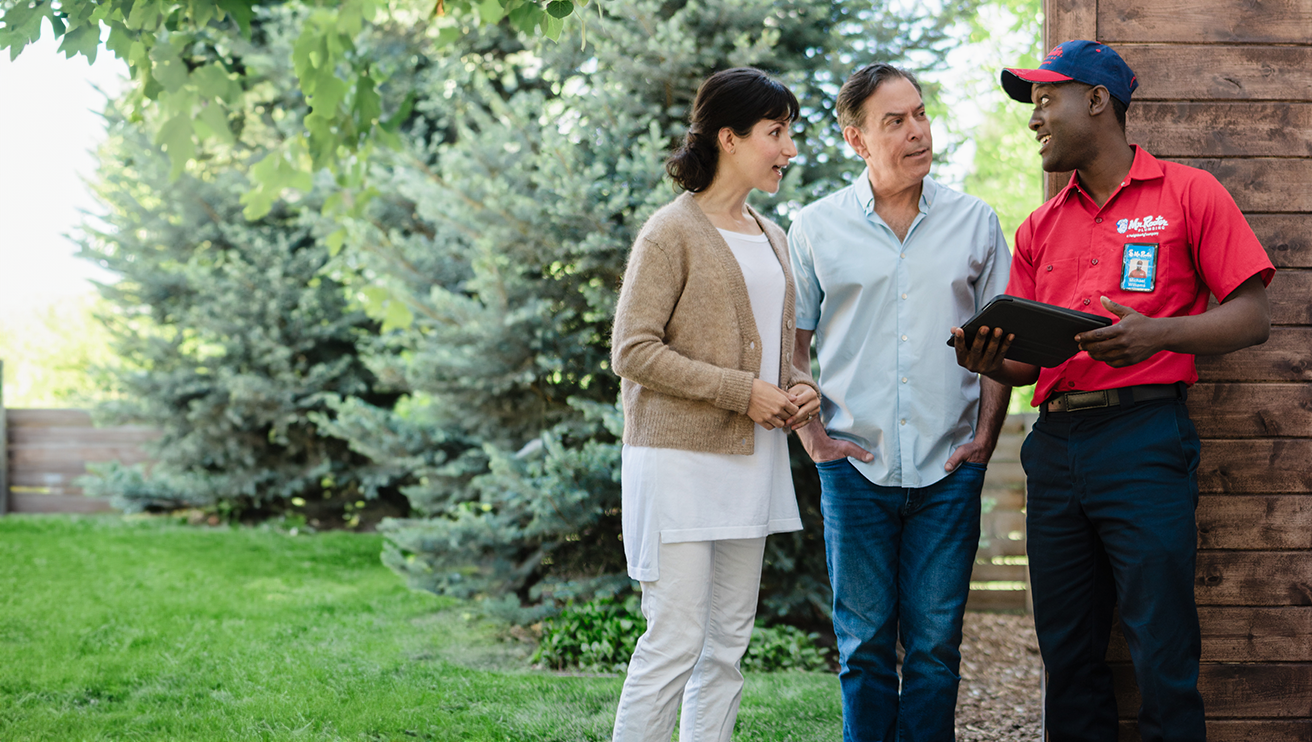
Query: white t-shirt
621 228 802 582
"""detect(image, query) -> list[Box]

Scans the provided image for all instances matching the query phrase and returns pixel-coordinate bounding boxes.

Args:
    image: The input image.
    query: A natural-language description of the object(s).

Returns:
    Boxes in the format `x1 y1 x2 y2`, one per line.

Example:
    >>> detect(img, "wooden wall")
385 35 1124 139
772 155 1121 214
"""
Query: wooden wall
1043 1 1312 739
1 409 156 515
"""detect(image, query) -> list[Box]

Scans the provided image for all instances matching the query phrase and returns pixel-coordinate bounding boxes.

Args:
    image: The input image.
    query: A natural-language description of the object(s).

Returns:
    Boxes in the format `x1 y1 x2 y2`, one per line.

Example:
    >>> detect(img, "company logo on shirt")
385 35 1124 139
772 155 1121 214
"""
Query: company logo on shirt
1116 215 1169 235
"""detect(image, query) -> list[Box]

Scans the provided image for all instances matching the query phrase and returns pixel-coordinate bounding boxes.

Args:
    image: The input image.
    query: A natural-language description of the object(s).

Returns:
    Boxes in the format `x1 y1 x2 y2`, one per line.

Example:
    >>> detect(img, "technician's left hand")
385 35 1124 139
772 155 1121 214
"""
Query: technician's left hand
945 438 995 471
1075 297 1165 367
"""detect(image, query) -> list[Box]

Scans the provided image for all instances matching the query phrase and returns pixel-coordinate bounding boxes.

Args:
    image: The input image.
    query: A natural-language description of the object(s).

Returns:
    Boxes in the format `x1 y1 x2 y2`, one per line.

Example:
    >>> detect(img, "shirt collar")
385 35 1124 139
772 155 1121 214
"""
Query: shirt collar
855 168 936 215
1057 144 1164 203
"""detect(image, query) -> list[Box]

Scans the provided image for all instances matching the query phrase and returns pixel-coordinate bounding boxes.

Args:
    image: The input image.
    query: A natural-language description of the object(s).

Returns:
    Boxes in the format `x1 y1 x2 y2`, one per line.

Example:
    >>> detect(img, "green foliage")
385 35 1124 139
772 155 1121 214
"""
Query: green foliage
310 0 979 624
533 594 833 674
961 0 1043 243
0 0 590 216
741 621 833 673
77 461 209 512
533 594 644 673
0 294 121 407
0 515 845 740
78 96 404 522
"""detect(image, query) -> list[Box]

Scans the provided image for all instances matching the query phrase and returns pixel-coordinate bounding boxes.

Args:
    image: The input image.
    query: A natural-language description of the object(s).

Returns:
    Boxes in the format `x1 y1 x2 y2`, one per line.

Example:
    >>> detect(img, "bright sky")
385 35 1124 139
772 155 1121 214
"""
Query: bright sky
0 34 124 321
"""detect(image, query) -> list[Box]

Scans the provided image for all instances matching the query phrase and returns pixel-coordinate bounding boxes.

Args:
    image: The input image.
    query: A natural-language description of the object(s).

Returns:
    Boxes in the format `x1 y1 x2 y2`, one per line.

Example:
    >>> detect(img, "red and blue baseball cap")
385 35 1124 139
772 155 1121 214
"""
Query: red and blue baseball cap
1001 40 1138 107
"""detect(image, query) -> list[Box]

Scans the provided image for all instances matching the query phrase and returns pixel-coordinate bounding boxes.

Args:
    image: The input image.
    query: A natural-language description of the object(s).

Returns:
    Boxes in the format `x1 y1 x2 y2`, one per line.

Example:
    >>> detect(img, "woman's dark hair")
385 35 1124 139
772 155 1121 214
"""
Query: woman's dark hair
665 67 800 192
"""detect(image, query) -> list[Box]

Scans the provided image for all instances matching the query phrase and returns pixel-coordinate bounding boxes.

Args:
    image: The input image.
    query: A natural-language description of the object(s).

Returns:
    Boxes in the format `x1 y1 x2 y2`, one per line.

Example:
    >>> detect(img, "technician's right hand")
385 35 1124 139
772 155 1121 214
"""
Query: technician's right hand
951 325 1013 375
797 422 874 465
747 378 800 431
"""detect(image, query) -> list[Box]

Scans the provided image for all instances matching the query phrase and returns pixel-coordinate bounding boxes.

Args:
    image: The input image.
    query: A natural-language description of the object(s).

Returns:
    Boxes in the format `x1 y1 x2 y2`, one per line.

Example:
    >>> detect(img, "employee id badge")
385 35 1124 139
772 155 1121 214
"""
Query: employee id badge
1121 243 1158 292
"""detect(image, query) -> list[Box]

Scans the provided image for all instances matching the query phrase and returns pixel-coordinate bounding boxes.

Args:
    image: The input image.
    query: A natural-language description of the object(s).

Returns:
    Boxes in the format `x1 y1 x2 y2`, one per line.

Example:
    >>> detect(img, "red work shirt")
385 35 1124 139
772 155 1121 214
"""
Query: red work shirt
1006 146 1275 406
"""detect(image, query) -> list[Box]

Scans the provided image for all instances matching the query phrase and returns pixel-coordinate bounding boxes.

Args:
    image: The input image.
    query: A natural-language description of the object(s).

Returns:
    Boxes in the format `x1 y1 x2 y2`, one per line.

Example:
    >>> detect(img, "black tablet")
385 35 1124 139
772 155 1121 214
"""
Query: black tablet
947 295 1113 368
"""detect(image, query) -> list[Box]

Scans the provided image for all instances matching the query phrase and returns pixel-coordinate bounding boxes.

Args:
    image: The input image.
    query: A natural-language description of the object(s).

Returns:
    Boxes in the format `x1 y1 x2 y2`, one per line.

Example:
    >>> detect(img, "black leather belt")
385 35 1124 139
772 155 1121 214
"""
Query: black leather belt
1042 383 1184 414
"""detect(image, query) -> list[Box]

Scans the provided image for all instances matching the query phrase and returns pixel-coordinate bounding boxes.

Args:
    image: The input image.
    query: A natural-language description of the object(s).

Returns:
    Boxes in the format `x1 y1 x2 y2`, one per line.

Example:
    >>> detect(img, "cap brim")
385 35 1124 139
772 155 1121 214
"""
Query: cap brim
1000 68 1075 103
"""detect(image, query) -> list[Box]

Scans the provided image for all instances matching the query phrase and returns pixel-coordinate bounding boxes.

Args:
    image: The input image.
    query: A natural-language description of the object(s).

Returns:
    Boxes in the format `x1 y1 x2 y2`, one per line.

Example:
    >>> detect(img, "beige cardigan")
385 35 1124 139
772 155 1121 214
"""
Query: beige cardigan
611 192 817 455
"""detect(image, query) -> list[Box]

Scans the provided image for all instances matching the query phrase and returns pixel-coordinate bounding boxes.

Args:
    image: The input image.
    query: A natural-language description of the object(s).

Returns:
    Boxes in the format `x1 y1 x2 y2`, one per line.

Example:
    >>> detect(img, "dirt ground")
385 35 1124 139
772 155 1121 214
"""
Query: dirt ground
956 611 1044 741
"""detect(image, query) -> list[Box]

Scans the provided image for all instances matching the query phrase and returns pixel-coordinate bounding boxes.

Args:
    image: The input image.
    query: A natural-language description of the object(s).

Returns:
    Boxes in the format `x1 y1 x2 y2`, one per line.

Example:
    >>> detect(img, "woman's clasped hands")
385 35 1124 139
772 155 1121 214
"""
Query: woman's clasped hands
747 378 821 432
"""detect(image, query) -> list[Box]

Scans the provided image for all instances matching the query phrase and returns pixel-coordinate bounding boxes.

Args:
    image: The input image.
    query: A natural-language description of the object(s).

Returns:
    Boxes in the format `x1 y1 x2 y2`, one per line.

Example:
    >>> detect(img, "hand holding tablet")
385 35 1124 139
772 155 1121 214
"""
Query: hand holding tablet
947 295 1113 368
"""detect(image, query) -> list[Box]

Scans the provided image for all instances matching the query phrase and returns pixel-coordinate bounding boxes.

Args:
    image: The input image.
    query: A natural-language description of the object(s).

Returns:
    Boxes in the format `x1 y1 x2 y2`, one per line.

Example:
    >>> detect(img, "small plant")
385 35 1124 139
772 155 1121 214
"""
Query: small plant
532 595 834 674
533 594 645 673
741 622 834 673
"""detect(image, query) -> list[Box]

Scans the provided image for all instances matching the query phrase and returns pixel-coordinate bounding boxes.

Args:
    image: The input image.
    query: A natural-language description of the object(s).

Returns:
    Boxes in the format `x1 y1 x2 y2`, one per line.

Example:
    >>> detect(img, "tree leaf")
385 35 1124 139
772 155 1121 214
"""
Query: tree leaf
477 0 505 23
545 0 573 19
195 103 234 144
506 2 543 34
540 12 564 40
58 21 104 63
214 0 254 35
154 113 195 180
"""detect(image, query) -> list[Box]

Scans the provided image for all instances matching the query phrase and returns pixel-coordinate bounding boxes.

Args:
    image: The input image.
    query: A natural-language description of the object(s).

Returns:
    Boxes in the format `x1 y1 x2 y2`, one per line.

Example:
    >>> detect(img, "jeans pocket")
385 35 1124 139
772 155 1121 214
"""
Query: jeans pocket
815 457 849 469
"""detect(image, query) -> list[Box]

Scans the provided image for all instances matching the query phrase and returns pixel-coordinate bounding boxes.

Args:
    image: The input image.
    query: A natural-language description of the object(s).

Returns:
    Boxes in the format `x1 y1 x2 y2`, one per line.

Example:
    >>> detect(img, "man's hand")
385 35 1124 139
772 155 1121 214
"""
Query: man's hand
1075 297 1166 367
784 384 821 431
796 422 874 464
944 438 995 472
951 325 1013 376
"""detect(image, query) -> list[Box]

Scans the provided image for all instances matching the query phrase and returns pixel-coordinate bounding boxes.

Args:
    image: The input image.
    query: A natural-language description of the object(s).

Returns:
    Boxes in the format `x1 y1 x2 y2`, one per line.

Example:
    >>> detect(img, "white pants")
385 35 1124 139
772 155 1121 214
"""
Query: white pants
611 537 767 742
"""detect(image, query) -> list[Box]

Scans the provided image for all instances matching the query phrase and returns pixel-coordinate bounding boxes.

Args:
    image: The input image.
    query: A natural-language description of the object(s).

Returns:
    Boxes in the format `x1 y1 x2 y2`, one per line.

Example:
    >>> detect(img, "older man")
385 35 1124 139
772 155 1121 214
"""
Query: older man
788 63 1012 742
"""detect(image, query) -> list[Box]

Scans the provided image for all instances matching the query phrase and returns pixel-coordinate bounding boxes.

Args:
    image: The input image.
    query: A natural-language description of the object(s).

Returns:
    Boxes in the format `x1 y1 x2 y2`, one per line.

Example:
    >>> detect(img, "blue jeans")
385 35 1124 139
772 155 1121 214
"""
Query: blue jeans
1024 398 1204 742
817 458 985 742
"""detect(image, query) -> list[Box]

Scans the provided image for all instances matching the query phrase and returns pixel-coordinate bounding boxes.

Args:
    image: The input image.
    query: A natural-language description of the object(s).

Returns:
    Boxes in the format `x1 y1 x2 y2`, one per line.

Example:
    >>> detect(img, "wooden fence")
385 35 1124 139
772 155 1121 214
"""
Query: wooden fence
968 413 1035 613
1 408 156 514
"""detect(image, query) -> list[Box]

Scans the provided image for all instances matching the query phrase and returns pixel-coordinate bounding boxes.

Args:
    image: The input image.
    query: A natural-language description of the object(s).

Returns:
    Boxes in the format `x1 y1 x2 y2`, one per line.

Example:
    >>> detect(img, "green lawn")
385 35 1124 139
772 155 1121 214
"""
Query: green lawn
0 515 841 741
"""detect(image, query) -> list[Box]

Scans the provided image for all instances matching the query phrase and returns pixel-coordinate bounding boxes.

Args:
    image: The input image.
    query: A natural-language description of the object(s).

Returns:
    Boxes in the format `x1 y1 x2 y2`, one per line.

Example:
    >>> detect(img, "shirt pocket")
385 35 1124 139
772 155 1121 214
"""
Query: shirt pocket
1105 242 1172 318
1032 257 1083 308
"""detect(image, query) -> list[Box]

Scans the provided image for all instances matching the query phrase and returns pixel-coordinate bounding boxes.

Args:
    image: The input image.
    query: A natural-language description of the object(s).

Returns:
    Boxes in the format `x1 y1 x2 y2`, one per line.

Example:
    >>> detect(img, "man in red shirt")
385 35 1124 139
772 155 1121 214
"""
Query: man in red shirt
952 40 1274 741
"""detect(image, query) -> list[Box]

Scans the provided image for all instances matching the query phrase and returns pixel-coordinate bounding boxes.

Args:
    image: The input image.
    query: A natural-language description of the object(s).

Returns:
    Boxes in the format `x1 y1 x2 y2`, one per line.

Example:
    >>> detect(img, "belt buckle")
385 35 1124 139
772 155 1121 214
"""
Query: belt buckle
1064 390 1111 412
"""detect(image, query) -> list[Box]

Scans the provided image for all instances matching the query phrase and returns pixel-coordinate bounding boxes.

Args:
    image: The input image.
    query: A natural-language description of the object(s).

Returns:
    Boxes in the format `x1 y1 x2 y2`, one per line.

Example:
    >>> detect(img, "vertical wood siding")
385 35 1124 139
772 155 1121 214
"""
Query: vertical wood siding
1042 2 1312 738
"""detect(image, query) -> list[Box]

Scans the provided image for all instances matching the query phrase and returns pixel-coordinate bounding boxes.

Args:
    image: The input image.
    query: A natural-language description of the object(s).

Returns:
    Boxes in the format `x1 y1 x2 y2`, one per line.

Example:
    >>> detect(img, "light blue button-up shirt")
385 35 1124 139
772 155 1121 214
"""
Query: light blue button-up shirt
788 172 1010 488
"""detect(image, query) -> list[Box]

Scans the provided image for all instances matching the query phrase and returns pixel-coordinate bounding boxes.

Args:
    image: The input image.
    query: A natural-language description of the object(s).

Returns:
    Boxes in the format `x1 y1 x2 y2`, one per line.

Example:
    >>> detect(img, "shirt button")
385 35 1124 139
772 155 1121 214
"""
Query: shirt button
901 293 908 300
901 334 908 341
1095 217 1103 224
1046 265 1053 272
901 377 908 383
1091 258 1099 265
900 252 906 259
1083 298 1091 305
900 419 907 426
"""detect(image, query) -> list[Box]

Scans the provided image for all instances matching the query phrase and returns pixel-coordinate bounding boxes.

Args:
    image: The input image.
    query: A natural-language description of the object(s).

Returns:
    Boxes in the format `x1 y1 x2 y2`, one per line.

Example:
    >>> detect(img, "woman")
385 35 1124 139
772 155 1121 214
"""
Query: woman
609 67 821 742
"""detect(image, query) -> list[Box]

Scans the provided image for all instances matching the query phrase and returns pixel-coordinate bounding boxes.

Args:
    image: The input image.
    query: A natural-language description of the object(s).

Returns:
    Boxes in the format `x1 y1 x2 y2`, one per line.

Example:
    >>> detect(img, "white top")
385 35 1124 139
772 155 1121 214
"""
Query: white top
621 228 802 582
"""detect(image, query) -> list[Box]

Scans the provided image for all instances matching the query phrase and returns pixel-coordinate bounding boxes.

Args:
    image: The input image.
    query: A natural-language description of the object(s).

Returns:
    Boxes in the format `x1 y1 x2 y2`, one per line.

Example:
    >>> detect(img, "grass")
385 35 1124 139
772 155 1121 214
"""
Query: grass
0 515 841 741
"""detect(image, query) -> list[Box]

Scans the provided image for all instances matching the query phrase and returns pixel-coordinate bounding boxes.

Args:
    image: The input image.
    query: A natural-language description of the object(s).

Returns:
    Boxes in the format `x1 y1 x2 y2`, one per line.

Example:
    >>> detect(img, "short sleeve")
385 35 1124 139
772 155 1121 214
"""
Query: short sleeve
788 220 822 332
976 210 1012 310
1185 172 1276 301
1005 215 1039 301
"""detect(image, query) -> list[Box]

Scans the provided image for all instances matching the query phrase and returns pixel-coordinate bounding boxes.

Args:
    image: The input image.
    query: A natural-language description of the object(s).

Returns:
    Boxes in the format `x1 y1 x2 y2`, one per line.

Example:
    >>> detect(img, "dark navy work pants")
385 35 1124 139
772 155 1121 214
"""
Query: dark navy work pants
1023 395 1206 742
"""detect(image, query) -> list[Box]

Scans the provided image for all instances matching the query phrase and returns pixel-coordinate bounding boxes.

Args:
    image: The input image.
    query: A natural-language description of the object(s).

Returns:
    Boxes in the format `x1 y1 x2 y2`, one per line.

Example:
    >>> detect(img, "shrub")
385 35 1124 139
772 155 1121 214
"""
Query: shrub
532 595 833 674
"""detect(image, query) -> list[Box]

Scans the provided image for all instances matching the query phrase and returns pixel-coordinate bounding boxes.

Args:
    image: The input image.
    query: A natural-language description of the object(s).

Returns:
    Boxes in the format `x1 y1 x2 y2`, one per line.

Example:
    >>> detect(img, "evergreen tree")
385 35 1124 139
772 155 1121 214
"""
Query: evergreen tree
318 0 977 623
81 106 405 524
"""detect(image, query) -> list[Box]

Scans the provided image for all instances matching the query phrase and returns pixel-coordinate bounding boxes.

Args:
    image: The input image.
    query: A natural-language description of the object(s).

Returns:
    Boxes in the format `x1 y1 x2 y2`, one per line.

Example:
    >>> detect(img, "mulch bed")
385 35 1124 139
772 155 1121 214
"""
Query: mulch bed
956 611 1043 741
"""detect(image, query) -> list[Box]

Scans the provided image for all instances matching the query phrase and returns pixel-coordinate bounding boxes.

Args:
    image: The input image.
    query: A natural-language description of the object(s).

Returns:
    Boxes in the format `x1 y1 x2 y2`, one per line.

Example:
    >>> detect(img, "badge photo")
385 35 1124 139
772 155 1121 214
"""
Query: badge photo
1121 243 1158 292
